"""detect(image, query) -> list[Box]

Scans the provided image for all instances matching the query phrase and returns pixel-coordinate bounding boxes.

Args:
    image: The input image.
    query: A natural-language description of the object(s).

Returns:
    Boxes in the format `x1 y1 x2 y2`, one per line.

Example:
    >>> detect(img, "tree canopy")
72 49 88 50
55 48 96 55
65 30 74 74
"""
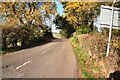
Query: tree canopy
54 14 75 38
1 2 57 49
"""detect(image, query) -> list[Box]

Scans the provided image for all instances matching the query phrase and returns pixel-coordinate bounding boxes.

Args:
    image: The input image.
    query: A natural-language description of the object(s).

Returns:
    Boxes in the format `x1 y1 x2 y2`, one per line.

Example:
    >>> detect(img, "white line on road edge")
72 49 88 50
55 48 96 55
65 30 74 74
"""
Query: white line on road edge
41 51 47 54
16 61 31 70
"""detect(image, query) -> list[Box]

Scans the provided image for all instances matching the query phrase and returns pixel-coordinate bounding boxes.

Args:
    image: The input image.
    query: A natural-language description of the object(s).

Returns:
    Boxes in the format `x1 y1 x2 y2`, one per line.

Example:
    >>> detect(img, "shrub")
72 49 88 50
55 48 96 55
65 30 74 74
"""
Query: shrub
76 28 91 35
70 37 79 43
2 25 49 50
112 29 120 37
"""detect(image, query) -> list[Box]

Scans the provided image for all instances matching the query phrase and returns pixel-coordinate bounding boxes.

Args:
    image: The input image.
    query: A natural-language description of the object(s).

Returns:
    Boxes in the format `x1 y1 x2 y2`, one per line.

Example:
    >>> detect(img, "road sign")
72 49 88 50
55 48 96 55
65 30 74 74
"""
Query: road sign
100 5 120 29
100 4 120 57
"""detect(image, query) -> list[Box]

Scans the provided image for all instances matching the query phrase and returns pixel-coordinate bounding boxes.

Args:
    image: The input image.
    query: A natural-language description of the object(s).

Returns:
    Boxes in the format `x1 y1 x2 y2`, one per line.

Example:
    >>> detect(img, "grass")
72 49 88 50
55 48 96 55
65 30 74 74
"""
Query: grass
52 33 62 38
70 37 79 43
74 45 94 78
70 37 105 78
0 47 22 54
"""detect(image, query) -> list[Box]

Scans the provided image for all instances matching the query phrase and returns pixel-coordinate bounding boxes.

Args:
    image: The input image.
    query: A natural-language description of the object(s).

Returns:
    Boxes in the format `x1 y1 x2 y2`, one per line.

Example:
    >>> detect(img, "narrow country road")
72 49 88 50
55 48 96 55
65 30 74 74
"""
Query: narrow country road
2 39 78 78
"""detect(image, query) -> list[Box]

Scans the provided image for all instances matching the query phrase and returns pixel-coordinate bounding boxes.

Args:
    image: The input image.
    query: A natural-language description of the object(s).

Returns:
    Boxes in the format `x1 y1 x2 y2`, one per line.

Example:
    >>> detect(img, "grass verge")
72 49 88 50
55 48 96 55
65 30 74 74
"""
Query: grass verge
70 36 105 79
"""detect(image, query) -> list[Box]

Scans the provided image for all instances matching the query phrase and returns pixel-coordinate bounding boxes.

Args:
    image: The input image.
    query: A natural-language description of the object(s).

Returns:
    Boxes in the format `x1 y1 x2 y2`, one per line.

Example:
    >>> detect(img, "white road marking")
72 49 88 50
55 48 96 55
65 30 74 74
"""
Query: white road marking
41 42 57 55
16 61 31 70
54 42 57 45
48 47 52 50
8 66 13 69
46 62 48 64
41 51 47 54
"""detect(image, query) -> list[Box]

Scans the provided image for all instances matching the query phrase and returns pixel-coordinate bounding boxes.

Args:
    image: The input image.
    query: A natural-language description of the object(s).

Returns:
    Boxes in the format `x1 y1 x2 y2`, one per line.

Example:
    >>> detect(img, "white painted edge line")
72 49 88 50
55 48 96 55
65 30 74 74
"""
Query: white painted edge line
41 51 47 54
16 61 31 70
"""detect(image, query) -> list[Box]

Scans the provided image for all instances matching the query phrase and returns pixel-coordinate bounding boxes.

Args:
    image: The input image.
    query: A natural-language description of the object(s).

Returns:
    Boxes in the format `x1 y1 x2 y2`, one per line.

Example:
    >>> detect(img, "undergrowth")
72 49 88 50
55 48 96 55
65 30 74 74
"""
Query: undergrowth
70 37 105 79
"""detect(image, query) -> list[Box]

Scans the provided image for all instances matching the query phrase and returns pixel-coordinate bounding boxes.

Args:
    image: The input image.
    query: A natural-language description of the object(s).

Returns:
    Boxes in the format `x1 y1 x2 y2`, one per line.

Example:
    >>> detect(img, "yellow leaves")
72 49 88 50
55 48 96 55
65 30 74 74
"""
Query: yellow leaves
42 4 47 10
88 0 96 2
65 2 79 11
1 3 7 13
65 2 96 12
65 2 91 13
63 2 100 26
82 2 86 6
40 3 56 14
65 13 78 25
2 19 17 28
30 7 34 14
2 2 56 29
27 7 30 15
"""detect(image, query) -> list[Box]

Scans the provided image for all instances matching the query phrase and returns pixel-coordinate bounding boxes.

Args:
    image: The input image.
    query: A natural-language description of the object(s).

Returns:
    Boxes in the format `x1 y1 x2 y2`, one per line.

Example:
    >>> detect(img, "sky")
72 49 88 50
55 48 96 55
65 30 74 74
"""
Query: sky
55 1 105 32
56 1 64 16
52 1 101 33
52 1 64 33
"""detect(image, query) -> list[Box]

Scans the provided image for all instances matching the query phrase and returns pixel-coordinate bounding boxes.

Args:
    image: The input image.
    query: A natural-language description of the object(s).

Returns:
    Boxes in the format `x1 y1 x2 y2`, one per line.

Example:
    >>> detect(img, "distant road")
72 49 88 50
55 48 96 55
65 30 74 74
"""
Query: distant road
2 39 78 78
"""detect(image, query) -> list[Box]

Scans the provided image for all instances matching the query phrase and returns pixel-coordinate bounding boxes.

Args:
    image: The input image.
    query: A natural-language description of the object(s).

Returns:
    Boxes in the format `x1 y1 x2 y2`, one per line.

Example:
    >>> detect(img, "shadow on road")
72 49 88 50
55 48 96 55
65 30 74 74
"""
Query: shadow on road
23 38 53 49
2 38 65 55
2 38 56 54
52 38 65 42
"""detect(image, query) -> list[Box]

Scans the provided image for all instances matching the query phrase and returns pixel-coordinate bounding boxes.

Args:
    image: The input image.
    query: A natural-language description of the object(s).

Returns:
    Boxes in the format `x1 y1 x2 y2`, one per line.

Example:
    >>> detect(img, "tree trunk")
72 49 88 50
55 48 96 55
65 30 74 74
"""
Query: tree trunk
2 35 7 49
90 21 94 31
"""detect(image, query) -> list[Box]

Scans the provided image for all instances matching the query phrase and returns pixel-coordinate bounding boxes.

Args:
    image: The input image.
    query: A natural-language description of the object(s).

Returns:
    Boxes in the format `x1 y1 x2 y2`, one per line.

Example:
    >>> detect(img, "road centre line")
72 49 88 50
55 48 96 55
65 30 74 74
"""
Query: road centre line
41 42 58 55
41 51 47 54
48 47 52 50
16 61 31 70
54 42 57 45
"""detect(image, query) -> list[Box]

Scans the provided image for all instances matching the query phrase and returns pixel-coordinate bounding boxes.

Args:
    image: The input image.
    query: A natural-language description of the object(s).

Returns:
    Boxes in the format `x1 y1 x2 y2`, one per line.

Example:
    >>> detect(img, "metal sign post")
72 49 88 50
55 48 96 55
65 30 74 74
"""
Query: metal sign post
106 0 116 57
106 7 114 57
99 0 120 57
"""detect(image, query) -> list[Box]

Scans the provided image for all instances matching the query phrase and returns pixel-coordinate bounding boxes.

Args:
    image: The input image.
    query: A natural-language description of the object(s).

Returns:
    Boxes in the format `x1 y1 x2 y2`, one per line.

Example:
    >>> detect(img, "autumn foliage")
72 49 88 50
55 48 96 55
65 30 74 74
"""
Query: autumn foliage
1 2 57 50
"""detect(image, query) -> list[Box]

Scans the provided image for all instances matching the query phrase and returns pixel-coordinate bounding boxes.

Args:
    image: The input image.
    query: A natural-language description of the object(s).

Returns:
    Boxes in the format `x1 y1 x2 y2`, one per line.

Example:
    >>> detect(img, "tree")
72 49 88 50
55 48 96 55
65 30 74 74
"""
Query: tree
1 2 57 49
54 15 75 38
62 2 114 31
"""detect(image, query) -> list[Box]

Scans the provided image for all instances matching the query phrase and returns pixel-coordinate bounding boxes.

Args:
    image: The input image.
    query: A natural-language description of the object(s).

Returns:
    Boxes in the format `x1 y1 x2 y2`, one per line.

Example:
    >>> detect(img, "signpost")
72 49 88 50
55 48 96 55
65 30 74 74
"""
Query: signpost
100 1 120 57
100 5 120 29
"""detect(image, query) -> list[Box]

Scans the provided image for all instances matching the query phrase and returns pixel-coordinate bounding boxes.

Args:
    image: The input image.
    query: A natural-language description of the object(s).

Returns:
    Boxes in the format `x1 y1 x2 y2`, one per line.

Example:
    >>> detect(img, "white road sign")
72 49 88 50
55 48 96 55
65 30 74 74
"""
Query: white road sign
100 5 120 29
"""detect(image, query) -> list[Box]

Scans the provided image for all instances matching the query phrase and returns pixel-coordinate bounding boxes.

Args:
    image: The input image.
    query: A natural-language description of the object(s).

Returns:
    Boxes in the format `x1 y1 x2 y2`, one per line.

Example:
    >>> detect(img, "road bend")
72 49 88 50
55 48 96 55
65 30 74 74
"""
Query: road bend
2 39 78 78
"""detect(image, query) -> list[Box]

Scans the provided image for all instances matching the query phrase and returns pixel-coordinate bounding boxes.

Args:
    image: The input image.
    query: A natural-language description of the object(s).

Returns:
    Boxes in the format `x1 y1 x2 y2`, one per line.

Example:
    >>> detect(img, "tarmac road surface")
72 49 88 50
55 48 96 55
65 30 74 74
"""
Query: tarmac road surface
2 39 78 78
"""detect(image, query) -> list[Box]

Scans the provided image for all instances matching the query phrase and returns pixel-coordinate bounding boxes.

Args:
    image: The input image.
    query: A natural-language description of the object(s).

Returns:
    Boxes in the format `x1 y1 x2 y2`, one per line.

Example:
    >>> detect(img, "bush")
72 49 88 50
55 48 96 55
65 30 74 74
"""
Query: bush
76 28 91 35
60 28 75 38
70 37 79 43
112 29 120 37
2 25 49 50
60 30 67 38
